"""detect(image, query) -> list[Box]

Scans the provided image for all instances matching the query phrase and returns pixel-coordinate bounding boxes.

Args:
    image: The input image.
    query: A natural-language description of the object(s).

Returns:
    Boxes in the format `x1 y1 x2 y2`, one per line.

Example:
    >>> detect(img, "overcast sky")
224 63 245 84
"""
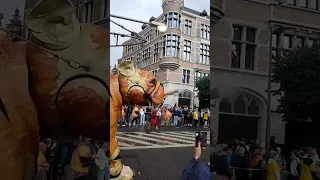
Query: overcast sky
0 0 25 27
110 0 209 67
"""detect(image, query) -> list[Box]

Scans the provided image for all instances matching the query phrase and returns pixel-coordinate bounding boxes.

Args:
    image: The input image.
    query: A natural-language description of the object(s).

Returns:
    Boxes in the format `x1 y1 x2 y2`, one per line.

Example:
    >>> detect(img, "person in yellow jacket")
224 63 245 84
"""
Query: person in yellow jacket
130 105 139 127
193 108 199 127
71 137 94 180
300 148 319 180
266 148 281 180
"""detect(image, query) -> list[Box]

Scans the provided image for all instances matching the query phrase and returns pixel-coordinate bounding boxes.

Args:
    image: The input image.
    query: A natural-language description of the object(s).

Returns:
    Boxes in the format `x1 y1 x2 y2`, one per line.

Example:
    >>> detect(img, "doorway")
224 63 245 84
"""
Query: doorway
218 113 259 143
178 90 192 107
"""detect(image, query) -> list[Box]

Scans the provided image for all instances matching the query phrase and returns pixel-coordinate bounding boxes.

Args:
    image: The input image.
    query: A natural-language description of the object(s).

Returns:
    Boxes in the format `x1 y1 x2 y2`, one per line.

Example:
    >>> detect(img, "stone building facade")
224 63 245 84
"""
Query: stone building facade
119 0 210 107
211 0 320 144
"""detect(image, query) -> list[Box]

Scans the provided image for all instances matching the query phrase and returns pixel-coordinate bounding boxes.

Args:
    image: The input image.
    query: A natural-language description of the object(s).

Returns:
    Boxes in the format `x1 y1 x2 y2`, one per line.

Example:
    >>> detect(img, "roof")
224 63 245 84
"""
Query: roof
182 6 210 17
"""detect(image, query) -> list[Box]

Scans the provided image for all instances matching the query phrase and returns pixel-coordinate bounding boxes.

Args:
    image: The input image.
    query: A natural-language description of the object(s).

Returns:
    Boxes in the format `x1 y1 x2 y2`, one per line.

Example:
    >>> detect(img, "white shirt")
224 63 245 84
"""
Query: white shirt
156 110 161 116
290 159 299 176
139 109 144 115
94 148 109 170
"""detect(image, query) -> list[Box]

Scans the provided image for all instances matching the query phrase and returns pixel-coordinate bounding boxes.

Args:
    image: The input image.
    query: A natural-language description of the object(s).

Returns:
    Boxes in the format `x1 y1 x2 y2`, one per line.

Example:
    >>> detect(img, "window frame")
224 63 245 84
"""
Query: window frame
231 25 257 70
153 43 159 63
183 40 192 61
200 43 210 65
162 34 180 58
200 24 210 40
141 48 150 68
184 19 192 35
164 12 181 29
182 69 191 84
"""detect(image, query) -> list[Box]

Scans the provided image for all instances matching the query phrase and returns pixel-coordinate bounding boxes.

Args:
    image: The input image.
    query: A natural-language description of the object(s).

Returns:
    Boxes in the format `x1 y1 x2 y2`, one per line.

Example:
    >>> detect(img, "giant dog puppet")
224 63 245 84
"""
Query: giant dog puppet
0 0 172 179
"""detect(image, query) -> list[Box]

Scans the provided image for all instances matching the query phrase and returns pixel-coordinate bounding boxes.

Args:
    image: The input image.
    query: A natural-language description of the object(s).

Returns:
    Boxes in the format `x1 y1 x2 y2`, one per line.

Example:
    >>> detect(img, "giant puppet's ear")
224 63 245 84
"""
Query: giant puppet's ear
117 61 136 77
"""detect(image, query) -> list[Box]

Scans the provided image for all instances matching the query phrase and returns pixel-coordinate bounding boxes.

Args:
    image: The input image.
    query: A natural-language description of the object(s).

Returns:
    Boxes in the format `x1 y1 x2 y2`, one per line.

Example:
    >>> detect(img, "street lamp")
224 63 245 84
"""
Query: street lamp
110 14 168 32
150 21 167 32
266 25 287 150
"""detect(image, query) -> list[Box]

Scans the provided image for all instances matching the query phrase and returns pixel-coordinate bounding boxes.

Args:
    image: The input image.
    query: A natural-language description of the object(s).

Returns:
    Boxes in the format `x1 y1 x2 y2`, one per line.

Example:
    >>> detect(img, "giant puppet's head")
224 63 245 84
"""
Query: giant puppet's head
117 61 165 106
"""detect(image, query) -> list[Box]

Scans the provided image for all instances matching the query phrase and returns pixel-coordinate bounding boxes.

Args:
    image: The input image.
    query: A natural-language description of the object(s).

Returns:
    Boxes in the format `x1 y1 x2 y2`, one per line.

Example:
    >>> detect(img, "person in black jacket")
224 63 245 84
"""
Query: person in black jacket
231 146 251 180
213 147 233 179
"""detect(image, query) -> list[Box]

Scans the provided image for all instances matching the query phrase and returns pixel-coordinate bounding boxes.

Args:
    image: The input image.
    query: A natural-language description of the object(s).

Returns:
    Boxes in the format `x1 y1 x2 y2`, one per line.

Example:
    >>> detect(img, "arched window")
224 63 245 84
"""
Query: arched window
162 34 180 57
219 98 231 113
234 95 246 114
248 100 259 115
179 90 192 107
164 12 181 29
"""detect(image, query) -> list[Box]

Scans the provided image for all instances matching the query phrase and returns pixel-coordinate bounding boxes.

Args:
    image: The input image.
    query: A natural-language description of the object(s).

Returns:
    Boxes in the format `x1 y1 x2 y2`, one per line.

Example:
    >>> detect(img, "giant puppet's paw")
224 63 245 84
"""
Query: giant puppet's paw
111 165 134 180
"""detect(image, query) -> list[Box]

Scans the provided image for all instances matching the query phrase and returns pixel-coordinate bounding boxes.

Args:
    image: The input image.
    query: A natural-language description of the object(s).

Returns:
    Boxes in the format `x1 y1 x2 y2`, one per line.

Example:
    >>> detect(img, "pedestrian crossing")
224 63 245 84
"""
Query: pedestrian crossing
116 131 210 150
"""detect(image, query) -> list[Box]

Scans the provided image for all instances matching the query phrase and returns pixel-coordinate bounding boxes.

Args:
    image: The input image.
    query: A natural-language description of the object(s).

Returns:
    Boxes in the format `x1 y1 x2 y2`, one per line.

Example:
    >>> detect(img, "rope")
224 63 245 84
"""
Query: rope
211 165 299 176
0 27 90 71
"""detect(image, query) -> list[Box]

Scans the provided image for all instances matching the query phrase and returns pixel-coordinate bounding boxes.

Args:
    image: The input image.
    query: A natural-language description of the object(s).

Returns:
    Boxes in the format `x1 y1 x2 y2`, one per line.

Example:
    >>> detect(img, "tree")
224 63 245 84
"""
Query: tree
272 41 320 124
195 76 210 106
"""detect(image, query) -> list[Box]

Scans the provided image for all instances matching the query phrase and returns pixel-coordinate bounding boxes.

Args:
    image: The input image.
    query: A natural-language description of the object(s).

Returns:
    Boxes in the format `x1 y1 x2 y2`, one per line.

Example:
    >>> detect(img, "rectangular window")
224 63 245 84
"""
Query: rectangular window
310 0 318 9
246 28 256 43
245 45 255 70
141 48 150 67
200 24 210 40
231 25 257 70
184 20 192 35
287 0 296 5
233 26 242 41
163 34 180 58
300 0 308 7
272 34 279 47
283 35 293 49
231 43 241 68
183 40 191 61
182 69 190 84
200 44 210 64
153 43 158 63
152 70 159 77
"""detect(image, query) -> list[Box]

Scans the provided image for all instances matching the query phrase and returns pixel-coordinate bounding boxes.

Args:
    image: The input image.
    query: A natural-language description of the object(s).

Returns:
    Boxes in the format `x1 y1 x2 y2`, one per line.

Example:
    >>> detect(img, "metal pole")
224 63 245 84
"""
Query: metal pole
110 14 152 25
266 25 273 150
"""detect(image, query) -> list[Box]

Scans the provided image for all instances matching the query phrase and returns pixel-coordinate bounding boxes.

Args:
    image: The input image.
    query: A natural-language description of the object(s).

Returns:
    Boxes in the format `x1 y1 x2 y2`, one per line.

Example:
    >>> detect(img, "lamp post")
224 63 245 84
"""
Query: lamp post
110 14 168 32
266 25 287 150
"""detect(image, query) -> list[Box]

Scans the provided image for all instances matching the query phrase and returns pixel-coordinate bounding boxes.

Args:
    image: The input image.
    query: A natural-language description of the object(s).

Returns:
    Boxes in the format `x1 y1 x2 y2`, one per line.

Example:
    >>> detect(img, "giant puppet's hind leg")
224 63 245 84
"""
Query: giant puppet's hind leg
110 117 134 179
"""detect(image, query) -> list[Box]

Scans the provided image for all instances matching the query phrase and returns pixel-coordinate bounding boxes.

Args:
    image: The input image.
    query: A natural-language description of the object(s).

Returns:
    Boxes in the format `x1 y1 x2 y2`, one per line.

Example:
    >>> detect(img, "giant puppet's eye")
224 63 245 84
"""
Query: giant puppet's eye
150 79 156 85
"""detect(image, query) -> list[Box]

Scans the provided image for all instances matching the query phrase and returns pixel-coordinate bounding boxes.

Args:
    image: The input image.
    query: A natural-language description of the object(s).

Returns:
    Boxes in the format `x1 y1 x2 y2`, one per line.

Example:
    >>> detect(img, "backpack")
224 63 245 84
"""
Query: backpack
61 143 77 166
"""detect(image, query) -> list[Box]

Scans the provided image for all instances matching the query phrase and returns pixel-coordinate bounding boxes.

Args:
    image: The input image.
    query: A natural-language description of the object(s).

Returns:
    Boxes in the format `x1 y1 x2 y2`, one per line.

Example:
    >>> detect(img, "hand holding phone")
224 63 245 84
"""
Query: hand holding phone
195 131 208 148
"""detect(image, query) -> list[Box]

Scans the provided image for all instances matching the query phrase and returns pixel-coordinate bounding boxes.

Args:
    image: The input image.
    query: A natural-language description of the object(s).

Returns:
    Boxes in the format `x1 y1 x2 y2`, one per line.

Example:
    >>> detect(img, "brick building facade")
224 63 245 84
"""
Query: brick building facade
119 0 210 107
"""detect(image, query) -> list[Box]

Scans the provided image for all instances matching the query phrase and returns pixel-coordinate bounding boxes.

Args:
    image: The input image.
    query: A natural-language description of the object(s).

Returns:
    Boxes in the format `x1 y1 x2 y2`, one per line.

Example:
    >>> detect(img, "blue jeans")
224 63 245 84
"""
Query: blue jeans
173 116 178 126
140 114 145 126
97 166 109 180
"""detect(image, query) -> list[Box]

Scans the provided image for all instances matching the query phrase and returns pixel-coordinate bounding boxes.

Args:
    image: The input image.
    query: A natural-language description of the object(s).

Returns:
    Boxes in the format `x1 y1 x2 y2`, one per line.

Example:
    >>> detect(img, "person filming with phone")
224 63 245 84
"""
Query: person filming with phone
181 132 210 180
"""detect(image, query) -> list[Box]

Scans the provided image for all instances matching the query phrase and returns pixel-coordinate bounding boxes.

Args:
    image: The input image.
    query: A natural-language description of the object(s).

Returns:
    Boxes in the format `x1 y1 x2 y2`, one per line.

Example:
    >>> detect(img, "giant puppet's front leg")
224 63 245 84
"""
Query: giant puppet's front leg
109 73 133 180
0 33 39 180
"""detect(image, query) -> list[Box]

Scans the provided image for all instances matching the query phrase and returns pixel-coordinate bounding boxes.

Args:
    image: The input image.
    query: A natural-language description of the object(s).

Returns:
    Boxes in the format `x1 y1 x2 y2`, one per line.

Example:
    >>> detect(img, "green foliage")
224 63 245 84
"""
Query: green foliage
272 41 320 123
195 76 210 102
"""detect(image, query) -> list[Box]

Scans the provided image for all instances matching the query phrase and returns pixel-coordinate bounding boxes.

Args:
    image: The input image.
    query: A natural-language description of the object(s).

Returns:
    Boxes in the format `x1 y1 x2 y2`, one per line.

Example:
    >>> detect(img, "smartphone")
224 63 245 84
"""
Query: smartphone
195 131 207 147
